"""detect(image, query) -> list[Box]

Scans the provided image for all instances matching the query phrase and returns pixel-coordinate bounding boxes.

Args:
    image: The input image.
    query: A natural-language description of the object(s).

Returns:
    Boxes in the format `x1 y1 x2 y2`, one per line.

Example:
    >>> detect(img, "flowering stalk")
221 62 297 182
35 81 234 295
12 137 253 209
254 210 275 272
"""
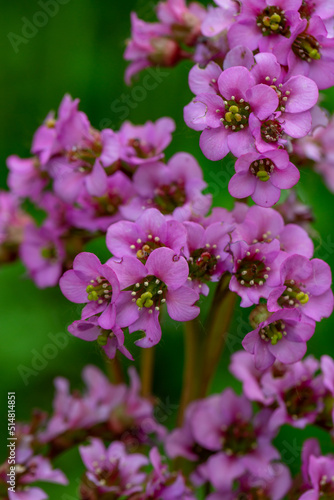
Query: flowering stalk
140 346 155 398
200 273 237 397
177 319 202 425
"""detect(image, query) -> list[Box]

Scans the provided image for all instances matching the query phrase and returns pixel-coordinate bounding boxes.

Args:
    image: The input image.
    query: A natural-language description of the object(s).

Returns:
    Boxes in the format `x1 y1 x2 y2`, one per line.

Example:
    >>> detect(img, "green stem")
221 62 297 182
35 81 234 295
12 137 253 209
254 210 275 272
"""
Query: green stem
177 319 201 425
140 347 155 398
199 273 237 398
105 352 124 385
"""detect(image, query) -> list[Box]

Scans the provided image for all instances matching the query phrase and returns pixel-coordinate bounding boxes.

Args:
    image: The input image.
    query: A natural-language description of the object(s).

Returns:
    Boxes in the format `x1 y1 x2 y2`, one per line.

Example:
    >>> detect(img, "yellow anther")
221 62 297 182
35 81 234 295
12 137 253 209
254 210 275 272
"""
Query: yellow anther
46 118 56 128
256 171 270 181
136 250 145 258
309 49 320 60
263 16 271 27
270 13 281 23
234 113 242 122
270 23 279 30
225 112 233 122
296 292 309 304
229 105 239 113
144 299 154 308
141 292 152 301
136 298 144 307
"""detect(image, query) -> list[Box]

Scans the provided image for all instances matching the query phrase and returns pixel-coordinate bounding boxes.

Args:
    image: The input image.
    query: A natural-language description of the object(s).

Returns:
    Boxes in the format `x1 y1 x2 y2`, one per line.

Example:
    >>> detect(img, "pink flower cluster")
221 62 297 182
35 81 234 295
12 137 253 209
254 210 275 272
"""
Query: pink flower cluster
58 201 332 367
5 95 210 288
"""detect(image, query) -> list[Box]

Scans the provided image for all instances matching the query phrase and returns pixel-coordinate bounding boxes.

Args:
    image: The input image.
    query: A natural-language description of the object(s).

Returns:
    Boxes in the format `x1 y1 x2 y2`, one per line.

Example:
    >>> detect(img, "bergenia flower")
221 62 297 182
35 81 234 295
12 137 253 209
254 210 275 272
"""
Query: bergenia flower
227 0 302 53
274 15 334 90
109 247 199 347
229 149 300 207
68 316 133 360
242 308 316 370
59 252 121 329
184 65 279 160
20 223 66 289
79 438 148 496
118 117 175 167
267 254 334 322
106 207 187 261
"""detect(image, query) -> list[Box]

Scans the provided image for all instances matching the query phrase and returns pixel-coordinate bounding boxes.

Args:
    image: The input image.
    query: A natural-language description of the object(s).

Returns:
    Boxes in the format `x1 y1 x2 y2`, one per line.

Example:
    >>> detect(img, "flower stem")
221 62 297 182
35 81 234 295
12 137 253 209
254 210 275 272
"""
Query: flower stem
105 353 124 385
140 347 155 398
177 318 202 425
199 273 237 398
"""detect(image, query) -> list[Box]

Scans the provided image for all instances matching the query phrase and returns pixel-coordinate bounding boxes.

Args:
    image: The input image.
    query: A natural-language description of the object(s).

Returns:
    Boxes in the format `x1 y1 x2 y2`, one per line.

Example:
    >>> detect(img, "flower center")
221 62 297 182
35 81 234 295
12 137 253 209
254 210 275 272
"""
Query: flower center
222 421 257 456
128 138 155 159
249 158 275 182
221 98 251 132
131 235 163 261
86 276 113 304
278 279 309 308
260 119 283 143
256 6 289 36
284 383 318 419
188 248 219 281
153 181 186 214
299 0 316 19
92 192 123 216
292 33 321 62
128 275 167 313
40 245 58 262
91 459 122 488
259 319 287 345
236 253 270 287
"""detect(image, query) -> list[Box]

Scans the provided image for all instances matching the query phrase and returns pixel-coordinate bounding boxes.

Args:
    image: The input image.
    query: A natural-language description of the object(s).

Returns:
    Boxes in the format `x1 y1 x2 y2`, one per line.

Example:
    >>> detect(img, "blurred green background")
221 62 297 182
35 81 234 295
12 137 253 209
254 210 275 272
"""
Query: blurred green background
1 0 334 497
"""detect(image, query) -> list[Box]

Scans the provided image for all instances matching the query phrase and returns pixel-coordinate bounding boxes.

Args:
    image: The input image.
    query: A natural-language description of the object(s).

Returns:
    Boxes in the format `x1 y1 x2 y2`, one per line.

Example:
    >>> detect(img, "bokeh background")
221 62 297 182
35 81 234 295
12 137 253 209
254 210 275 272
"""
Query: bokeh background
1 0 334 497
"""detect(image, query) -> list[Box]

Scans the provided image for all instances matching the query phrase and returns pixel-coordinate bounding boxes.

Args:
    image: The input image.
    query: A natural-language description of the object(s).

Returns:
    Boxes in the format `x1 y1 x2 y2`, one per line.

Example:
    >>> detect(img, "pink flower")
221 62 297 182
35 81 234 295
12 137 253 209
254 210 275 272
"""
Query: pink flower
122 153 212 221
184 65 279 160
201 0 239 38
242 309 315 370
6 155 48 201
118 117 175 167
109 247 199 347
274 15 334 90
59 252 121 330
227 0 302 53
68 316 133 360
267 254 334 322
184 220 234 295
229 238 282 307
20 223 66 288
79 439 148 496
106 207 187 261
229 149 300 207
124 13 180 84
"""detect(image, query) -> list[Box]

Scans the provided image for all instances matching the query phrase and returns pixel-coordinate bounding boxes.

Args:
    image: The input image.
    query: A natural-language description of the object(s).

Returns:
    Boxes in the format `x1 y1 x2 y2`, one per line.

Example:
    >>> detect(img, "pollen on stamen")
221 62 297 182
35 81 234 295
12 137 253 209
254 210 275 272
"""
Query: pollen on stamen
135 283 140 288
266 267 271 271
155 306 160 311
148 234 153 239
144 281 149 286
264 274 269 279
246 251 251 256
161 298 166 303
98 299 103 304
155 279 160 284
131 291 136 296
205 243 210 248
240 280 245 285
130 244 136 249
265 76 270 81
154 236 160 242
157 290 163 294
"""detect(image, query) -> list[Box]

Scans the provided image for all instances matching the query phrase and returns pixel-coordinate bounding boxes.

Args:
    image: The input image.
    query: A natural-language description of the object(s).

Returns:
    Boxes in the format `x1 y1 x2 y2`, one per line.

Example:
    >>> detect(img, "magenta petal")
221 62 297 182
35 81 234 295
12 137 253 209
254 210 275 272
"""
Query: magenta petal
98 303 116 330
146 248 189 290
68 319 100 341
281 111 312 138
115 292 140 327
229 172 256 198
252 181 281 207
223 45 254 70
85 161 108 197
59 270 87 303
132 311 162 348
271 162 300 189
72 252 101 277
218 66 255 100
167 286 199 321
254 340 276 371
281 76 318 113
247 85 279 121
199 127 229 161
305 258 332 295
108 256 146 289
228 129 254 157
188 62 222 95
268 339 306 364
302 289 334 321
